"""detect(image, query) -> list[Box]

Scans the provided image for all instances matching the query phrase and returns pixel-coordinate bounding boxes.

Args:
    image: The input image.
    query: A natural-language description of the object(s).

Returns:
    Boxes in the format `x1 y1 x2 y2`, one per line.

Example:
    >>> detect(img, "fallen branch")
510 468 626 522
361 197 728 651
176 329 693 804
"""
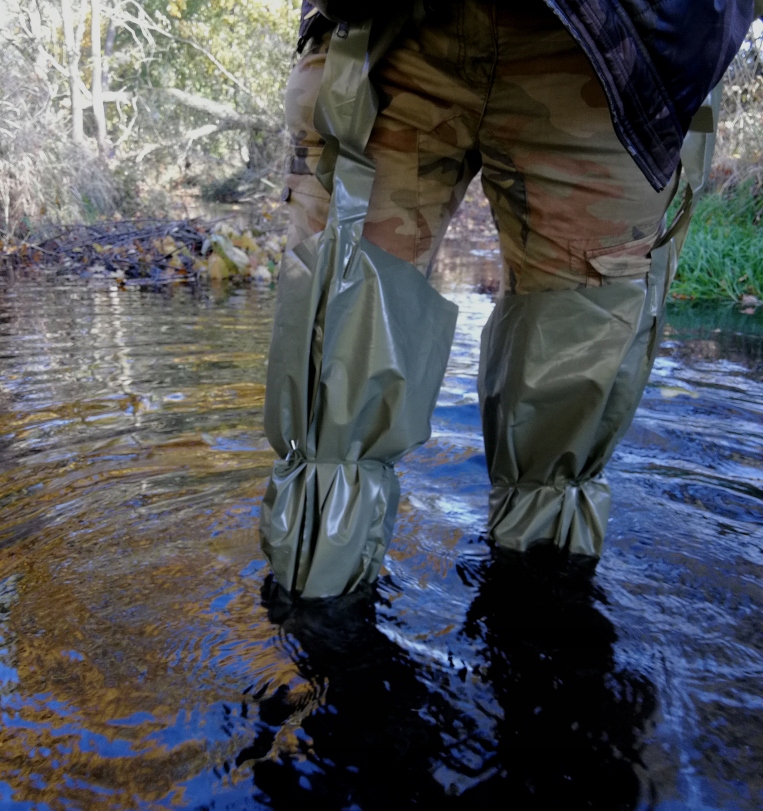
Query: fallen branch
163 88 270 132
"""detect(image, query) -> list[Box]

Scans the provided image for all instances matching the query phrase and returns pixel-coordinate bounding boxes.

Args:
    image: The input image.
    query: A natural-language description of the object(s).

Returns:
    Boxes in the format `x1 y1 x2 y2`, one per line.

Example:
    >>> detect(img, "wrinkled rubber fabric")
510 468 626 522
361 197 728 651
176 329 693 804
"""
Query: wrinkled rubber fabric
479 275 661 557
260 19 458 598
477 85 720 558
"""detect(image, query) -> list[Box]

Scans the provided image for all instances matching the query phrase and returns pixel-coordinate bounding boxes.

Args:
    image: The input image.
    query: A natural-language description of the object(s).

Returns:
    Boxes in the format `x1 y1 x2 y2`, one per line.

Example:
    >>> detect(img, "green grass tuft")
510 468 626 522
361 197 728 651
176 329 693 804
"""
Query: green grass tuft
672 182 763 301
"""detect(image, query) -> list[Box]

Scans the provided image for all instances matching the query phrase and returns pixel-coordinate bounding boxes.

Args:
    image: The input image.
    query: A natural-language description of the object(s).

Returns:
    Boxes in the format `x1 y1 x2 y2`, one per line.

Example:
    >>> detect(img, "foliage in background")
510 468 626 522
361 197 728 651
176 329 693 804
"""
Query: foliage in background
674 182 763 302
1 2 762 305
113 0 299 201
0 22 118 233
0 0 299 235
672 21 763 303
714 20 763 188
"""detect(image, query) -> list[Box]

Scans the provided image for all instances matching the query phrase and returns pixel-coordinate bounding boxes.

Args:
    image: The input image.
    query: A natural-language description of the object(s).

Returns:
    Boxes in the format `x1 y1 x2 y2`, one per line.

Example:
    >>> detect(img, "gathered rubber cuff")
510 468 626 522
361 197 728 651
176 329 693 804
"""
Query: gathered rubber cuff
488 476 612 558
260 457 400 599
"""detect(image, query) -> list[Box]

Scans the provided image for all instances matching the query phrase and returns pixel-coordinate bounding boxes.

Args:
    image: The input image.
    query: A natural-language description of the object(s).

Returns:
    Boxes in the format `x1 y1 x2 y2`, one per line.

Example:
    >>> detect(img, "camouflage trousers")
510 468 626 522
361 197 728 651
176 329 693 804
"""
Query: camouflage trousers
276 0 684 561
284 0 677 294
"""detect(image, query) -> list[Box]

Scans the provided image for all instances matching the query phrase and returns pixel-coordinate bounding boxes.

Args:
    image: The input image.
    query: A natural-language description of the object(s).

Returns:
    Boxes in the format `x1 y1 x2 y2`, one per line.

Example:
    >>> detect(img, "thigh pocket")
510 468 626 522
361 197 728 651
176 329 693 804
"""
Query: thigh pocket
285 144 329 202
288 144 324 177
578 231 658 283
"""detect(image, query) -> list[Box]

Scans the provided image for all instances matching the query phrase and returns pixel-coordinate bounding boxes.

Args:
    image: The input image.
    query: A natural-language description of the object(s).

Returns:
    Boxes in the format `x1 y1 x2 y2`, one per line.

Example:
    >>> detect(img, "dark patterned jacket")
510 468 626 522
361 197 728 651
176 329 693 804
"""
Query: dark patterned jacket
299 1 758 190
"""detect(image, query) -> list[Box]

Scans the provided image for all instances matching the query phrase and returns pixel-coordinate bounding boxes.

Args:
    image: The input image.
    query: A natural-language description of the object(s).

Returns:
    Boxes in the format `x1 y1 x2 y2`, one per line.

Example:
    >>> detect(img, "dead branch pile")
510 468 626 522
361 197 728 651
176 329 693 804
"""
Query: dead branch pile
0 215 287 284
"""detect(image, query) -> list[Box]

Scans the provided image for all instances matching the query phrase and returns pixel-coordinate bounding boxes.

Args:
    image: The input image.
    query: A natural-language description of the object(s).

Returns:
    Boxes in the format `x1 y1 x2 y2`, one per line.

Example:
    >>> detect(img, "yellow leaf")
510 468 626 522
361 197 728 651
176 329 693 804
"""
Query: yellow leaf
210 234 249 272
207 253 230 280
162 236 178 255
232 233 259 252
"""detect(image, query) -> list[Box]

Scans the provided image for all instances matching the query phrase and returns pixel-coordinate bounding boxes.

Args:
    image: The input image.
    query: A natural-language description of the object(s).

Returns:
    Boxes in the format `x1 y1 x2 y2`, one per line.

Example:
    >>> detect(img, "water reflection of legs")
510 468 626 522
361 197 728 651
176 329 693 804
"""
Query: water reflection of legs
460 550 658 808
239 558 658 809
243 577 457 808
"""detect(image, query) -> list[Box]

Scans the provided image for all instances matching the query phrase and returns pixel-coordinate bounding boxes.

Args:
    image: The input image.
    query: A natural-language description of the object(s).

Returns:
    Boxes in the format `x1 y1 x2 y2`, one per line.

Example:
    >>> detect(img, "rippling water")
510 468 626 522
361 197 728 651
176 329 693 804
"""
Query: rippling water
1 253 762 810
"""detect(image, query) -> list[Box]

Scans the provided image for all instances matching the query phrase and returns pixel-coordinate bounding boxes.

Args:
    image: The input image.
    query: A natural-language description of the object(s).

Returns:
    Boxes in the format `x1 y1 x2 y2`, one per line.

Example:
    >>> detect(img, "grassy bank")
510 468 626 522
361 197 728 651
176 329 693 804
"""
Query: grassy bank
672 183 763 303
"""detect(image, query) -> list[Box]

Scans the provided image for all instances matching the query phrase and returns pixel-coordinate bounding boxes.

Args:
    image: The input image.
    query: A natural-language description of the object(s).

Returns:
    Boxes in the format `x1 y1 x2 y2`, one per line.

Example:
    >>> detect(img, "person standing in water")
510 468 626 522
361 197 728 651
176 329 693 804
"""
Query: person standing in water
259 0 760 597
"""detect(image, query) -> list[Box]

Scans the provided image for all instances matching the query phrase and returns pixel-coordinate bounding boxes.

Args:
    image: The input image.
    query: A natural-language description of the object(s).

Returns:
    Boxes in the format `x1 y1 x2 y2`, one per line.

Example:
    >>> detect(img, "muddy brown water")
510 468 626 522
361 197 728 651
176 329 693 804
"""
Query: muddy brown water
1 246 762 810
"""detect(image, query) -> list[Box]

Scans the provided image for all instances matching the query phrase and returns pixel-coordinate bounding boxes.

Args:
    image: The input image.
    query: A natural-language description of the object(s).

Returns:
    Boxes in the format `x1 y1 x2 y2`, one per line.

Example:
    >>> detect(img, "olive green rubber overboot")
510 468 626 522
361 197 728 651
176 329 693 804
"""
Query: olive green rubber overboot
478 272 667 558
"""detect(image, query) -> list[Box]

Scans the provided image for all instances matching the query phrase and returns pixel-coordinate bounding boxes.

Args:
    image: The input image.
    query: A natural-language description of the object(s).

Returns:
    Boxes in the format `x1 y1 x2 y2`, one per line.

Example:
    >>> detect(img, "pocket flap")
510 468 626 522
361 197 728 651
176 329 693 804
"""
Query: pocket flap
585 231 657 278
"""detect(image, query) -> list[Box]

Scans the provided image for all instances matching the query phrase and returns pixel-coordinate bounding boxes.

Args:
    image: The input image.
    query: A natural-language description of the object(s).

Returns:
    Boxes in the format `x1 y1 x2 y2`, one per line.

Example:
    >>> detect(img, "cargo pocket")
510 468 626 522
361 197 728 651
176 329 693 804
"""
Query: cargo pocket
284 144 329 199
583 231 658 283
283 143 332 250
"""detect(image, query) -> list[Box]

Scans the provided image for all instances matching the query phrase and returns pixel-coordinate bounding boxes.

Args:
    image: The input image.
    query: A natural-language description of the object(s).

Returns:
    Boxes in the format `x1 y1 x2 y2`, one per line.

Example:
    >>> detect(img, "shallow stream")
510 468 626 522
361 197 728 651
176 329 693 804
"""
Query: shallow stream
1 248 762 810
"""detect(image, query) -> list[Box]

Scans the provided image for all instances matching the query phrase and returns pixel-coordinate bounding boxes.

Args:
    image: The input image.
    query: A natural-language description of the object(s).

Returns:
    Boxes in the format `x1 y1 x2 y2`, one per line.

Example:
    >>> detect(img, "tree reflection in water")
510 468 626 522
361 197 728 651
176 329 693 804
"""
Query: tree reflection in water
236 551 658 810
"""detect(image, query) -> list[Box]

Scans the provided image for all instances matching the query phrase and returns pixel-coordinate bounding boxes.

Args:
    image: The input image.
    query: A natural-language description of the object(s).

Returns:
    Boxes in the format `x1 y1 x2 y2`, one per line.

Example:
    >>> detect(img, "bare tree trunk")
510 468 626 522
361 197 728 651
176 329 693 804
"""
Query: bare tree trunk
26 5 48 78
61 0 84 143
91 0 107 153
102 16 116 91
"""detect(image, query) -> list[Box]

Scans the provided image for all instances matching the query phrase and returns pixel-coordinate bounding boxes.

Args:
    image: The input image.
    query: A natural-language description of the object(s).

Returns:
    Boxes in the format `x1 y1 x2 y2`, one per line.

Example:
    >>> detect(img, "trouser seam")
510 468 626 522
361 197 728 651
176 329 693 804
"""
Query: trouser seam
476 1 531 293
474 1 499 135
